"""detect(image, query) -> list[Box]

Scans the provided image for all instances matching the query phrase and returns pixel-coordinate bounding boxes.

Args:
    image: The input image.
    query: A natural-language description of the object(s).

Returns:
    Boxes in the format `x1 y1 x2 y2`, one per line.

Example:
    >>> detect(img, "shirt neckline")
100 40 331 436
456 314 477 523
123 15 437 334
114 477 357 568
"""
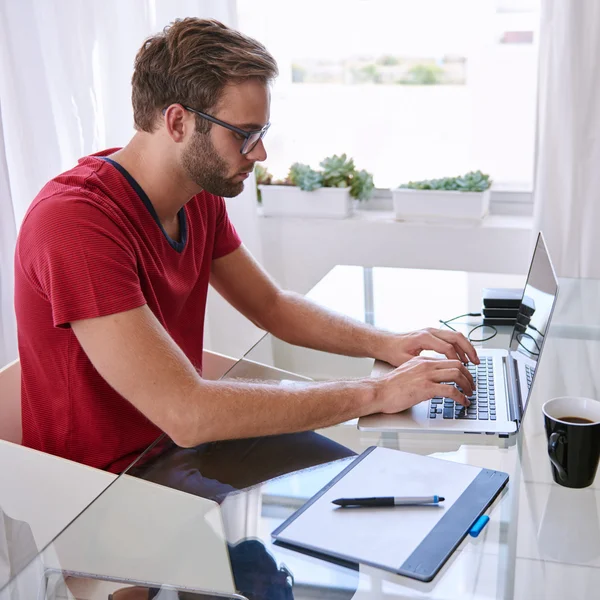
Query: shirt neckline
98 156 188 253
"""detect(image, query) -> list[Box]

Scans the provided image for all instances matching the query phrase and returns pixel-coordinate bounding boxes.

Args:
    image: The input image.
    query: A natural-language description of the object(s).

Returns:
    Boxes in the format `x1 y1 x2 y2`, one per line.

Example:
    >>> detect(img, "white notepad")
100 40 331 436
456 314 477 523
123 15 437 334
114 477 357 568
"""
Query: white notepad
272 446 508 581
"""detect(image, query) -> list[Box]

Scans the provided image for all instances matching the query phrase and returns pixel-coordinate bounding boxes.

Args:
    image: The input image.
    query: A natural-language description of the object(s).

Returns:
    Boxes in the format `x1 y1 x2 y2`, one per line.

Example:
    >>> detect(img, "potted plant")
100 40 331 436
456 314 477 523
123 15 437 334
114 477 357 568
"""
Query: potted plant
254 164 272 204
258 154 374 218
392 171 492 224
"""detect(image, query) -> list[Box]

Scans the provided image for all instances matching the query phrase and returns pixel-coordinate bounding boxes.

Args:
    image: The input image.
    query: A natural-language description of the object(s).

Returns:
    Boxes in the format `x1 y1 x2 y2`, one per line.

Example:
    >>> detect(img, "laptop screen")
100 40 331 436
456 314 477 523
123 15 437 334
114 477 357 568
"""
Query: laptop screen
509 233 559 406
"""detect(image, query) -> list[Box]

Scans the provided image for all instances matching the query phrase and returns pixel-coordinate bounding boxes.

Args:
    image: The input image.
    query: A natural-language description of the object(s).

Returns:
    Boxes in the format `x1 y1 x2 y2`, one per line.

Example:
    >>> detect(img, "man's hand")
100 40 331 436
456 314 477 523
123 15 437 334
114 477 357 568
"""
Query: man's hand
373 356 474 412
381 328 480 367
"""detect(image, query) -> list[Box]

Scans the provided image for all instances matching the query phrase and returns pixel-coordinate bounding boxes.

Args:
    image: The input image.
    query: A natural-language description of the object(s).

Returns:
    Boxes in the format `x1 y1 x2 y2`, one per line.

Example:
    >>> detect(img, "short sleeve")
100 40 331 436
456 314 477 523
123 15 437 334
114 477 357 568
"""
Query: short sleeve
212 196 242 260
17 195 146 328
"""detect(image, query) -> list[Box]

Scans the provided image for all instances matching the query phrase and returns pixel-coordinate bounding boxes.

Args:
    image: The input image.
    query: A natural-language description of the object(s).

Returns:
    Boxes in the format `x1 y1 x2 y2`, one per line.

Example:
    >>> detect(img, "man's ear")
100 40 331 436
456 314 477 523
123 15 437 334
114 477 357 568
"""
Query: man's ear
162 104 193 143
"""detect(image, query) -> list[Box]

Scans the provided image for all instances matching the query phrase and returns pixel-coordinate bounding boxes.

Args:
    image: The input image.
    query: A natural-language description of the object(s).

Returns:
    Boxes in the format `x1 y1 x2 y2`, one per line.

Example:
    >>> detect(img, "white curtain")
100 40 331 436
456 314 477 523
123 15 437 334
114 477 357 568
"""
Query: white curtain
0 0 251 367
0 104 17 367
533 0 600 278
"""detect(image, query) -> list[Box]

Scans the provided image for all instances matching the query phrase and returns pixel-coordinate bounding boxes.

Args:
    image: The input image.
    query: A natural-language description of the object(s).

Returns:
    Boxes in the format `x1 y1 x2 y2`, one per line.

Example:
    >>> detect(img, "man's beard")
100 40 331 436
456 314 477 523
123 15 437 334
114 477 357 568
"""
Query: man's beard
181 131 245 198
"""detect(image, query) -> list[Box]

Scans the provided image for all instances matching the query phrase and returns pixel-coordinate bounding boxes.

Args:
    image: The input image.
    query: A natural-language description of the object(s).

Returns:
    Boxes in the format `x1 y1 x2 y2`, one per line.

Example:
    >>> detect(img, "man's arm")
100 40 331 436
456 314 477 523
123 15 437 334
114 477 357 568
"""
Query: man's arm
71 305 474 448
210 246 480 367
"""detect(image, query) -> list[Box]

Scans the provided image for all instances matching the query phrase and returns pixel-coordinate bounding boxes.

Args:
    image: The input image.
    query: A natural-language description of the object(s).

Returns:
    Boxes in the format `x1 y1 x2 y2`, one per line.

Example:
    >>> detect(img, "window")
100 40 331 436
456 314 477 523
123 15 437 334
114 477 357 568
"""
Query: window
237 0 540 189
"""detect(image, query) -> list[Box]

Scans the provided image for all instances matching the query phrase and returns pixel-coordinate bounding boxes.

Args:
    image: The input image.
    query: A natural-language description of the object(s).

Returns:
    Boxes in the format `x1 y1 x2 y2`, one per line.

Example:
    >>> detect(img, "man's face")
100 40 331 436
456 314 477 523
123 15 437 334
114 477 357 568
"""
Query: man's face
181 80 270 198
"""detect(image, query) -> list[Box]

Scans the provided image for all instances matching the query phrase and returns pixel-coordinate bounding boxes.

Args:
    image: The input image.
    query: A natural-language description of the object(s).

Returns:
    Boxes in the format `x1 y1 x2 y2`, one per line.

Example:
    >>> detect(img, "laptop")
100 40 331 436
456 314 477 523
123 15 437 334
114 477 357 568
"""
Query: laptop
358 232 559 436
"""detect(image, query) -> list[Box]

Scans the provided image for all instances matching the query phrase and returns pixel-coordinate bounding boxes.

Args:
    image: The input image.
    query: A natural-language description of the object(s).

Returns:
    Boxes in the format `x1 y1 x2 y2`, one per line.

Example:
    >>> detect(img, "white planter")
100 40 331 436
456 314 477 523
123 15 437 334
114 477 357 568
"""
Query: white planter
392 188 491 224
259 185 353 219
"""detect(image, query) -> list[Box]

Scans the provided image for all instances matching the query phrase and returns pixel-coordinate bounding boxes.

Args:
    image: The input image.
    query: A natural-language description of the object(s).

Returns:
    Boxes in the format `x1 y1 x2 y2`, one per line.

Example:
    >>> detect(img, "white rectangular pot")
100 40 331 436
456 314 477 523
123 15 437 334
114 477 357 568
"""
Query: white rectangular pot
392 188 491 224
259 185 353 219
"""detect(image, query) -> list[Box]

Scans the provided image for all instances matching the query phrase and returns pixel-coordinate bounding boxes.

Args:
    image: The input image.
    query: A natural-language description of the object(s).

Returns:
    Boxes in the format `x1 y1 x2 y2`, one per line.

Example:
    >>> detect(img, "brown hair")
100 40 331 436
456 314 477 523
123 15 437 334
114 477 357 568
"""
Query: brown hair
132 18 278 133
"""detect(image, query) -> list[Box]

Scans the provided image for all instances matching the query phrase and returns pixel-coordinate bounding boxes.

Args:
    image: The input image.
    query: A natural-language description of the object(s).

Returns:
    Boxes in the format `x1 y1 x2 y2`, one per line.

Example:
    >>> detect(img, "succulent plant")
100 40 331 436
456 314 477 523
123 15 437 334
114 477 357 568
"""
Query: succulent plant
319 154 355 188
257 154 375 201
350 169 375 201
399 170 492 192
254 164 273 202
254 164 273 186
288 163 323 191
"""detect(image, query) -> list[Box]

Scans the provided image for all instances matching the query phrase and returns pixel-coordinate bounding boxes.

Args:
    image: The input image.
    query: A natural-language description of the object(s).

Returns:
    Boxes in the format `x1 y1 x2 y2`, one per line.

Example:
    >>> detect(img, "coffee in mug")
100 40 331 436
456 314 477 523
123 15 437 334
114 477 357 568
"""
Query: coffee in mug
542 397 600 488
558 416 594 424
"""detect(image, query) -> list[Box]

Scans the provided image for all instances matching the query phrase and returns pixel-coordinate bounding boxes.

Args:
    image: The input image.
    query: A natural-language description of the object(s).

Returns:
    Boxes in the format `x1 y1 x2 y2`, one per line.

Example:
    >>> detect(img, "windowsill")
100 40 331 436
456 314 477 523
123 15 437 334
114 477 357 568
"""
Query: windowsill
352 209 533 229
257 206 533 230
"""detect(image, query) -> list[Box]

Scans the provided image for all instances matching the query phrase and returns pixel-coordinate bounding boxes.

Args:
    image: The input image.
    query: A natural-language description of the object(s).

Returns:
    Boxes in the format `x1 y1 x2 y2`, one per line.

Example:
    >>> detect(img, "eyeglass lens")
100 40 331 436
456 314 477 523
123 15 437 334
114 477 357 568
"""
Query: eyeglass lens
242 130 266 154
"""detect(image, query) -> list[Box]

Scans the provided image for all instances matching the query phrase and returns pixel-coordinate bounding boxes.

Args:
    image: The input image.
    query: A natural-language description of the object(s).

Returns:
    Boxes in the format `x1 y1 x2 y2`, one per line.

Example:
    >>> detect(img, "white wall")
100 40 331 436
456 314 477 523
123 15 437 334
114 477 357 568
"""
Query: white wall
0 111 17 366
203 174 266 358
259 213 533 295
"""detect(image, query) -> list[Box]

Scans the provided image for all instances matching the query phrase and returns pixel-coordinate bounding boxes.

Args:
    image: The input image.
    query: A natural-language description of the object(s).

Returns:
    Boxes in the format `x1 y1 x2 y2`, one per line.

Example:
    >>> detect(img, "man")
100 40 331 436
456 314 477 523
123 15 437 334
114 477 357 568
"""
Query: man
14 18 477 480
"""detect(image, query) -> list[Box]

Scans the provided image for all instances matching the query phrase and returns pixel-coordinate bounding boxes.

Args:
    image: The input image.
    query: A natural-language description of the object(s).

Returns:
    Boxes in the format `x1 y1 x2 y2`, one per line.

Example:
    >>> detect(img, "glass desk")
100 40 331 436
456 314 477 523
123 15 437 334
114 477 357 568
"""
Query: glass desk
0 442 117 600
10 266 600 599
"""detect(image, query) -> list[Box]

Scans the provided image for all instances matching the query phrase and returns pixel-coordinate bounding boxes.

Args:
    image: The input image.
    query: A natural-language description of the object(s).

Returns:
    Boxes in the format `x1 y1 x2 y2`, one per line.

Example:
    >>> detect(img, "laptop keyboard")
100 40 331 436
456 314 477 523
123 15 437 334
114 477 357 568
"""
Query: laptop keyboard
525 364 534 389
428 357 496 420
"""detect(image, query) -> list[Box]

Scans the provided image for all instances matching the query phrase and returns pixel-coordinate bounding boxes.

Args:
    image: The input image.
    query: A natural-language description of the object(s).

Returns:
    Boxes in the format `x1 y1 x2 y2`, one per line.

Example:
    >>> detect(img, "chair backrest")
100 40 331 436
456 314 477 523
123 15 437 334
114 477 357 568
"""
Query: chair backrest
202 349 238 381
0 359 22 444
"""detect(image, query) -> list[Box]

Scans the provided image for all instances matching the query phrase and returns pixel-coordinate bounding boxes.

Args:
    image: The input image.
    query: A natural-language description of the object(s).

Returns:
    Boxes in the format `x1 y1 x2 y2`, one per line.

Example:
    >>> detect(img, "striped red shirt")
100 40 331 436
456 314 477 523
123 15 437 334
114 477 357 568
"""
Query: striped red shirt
14 149 241 472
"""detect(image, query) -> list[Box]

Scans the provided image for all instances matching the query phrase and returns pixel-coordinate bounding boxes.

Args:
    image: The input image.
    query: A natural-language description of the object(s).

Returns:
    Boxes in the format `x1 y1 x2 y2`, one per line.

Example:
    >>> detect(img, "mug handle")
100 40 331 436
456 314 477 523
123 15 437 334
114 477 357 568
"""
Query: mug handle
548 431 568 480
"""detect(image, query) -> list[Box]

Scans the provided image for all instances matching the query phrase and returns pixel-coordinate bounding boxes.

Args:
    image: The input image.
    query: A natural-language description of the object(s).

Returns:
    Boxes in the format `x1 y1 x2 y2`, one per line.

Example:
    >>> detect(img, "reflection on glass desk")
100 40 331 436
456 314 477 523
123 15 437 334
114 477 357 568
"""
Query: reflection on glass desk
10 266 600 600
0 441 117 600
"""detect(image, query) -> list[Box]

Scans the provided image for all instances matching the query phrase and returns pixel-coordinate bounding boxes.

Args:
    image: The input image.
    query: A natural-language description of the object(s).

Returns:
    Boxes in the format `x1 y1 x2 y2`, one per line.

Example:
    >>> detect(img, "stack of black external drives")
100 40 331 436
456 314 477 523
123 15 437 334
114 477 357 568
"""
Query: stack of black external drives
481 288 523 327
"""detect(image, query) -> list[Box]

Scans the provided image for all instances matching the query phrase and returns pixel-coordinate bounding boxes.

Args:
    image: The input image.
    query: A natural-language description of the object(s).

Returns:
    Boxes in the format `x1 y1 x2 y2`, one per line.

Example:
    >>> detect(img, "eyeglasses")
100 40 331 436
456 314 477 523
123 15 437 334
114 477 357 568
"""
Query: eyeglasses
181 105 270 155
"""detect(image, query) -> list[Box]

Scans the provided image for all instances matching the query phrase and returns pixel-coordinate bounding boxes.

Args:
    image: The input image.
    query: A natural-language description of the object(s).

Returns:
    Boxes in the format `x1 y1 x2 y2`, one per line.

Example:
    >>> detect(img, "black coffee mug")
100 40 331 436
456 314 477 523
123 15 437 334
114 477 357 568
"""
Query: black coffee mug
542 396 600 488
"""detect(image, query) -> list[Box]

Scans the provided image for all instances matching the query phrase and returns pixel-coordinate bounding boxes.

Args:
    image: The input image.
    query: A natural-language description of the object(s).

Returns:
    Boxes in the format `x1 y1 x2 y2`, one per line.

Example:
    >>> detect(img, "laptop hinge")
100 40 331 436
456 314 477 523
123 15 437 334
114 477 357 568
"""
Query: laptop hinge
503 355 522 423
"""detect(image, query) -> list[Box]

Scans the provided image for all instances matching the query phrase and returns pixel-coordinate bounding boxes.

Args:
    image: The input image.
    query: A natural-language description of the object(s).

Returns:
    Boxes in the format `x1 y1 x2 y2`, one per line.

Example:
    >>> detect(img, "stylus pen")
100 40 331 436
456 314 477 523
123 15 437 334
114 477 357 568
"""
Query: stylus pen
332 495 445 508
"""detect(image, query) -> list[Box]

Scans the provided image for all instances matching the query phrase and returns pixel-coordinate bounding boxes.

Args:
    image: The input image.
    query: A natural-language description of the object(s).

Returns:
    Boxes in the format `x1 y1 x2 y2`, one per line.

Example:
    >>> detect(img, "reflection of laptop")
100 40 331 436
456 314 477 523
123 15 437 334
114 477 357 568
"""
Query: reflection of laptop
45 475 242 599
358 232 559 436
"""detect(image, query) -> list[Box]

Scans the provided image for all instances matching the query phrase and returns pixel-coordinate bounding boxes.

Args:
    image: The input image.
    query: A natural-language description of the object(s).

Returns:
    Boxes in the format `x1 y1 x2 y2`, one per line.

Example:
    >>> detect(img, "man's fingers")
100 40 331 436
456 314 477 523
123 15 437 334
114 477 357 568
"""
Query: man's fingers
428 329 480 365
433 368 474 397
431 383 470 407
451 333 479 364
421 334 462 362
430 359 475 390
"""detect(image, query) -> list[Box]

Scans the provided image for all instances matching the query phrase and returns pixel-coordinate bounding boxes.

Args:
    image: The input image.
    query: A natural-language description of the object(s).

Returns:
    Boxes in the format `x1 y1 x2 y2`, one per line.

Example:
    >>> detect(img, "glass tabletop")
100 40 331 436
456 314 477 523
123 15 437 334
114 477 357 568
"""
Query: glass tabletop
0 442 118 599
10 266 600 599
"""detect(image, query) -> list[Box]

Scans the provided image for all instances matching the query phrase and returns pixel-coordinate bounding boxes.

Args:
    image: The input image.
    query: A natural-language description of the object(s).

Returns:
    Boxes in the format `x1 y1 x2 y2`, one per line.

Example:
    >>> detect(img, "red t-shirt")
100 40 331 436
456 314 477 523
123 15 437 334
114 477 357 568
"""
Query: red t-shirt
14 149 242 472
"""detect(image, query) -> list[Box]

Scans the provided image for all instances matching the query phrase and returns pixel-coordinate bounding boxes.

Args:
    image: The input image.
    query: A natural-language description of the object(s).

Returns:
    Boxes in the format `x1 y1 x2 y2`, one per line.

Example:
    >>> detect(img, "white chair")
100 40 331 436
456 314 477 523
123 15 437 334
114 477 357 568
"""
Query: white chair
200 349 239 381
0 359 22 444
